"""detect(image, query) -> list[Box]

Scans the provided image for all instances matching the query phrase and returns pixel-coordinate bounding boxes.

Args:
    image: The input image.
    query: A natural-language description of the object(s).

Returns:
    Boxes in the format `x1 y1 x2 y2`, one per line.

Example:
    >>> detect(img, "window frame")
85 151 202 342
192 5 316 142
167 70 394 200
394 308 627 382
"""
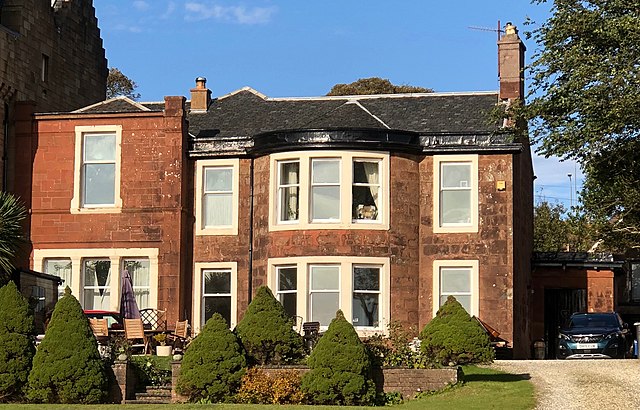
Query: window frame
33 248 159 311
122 258 152 310
276 160 300 224
43 258 72 299
193 262 238 333
269 151 389 231
352 265 382 328
275 265 298 318
432 260 479 317
195 159 240 236
82 258 112 311
71 125 123 214
268 256 390 335
433 154 478 233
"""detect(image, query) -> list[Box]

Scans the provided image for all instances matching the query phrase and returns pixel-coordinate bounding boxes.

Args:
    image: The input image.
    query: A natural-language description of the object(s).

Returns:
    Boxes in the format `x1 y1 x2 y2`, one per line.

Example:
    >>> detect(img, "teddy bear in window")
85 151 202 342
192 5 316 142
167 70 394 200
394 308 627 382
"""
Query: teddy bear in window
356 204 378 220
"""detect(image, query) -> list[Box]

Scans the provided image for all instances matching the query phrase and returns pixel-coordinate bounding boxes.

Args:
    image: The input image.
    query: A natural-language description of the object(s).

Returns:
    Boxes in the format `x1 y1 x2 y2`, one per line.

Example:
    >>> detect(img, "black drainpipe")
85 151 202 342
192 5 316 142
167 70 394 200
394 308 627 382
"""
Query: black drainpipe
247 157 254 303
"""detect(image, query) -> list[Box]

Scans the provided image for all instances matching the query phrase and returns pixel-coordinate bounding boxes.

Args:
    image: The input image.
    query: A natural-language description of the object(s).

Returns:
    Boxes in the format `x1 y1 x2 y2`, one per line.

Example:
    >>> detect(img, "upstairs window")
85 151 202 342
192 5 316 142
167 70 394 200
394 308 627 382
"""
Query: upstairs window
82 134 116 206
72 125 122 213
433 155 478 233
195 159 239 235
311 159 341 221
277 161 300 222
204 167 233 227
271 152 389 230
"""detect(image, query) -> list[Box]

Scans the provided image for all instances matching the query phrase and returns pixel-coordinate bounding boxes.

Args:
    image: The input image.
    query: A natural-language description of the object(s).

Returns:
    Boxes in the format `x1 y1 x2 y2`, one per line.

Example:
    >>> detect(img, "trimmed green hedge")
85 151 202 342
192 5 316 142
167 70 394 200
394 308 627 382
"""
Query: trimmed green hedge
27 287 106 403
176 313 246 402
301 310 376 406
235 286 304 365
0 281 35 402
420 296 494 366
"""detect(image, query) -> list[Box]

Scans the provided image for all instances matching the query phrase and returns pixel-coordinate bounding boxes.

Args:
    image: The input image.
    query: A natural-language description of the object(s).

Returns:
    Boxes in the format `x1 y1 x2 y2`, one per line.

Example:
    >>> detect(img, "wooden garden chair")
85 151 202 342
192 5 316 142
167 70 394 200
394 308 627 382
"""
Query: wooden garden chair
167 320 190 352
89 318 109 344
124 318 149 354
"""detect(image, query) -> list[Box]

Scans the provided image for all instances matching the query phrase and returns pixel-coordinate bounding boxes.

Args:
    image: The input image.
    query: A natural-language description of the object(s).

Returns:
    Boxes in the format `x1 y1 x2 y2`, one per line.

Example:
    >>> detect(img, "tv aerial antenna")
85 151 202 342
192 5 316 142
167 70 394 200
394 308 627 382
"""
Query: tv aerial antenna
468 20 506 78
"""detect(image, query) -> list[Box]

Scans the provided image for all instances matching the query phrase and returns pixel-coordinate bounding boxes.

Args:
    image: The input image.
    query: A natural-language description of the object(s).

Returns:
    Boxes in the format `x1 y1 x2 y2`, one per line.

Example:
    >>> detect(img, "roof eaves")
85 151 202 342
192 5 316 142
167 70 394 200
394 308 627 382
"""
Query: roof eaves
72 96 152 113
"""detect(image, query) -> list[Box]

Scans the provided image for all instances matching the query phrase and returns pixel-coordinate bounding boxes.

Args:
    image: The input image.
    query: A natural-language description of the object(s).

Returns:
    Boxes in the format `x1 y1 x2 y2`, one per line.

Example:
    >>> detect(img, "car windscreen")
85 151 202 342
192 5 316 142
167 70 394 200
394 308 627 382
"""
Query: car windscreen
568 314 618 329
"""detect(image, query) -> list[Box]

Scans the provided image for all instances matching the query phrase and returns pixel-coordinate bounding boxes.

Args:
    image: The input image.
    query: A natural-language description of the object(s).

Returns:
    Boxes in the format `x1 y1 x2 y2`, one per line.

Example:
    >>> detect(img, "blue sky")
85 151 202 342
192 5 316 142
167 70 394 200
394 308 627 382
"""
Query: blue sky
93 0 582 209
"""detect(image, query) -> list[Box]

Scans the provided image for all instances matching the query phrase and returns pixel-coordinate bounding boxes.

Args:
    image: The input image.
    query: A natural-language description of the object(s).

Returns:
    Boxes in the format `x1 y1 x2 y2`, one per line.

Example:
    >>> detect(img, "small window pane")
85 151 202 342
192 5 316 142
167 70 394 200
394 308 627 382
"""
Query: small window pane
312 160 340 183
311 266 339 290
352 186 379 220
84 134 115 161
205 193 233 226
84 260 110 287
205 168 233 191
441 191 471 224
44 258 72 297
440 268 471 293
84 289 111 310
280 162 299 185
280 293 297 318
278 267 297 291
442 164 470 188
84 164 115 205
280 187 299 221
353 161 379 184
203 296 231 326
312 186 340 220
352 294 379 327
353 267 380 291
310 292 339 326
204 270 231 294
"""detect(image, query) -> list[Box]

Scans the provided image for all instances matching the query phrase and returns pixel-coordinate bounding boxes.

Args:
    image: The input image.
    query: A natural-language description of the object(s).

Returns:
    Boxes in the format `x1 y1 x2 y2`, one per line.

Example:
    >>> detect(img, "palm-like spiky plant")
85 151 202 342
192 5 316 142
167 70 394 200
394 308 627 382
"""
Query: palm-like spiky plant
0 191 27 275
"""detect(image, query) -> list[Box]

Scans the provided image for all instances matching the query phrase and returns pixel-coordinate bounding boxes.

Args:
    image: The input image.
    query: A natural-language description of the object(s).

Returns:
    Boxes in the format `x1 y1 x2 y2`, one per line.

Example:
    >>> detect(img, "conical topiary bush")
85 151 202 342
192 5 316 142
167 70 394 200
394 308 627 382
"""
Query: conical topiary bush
0 281 35 402
419 295 494 365
176 313 246 403
26 287 106 403
300 310 376 406
235 286 304 365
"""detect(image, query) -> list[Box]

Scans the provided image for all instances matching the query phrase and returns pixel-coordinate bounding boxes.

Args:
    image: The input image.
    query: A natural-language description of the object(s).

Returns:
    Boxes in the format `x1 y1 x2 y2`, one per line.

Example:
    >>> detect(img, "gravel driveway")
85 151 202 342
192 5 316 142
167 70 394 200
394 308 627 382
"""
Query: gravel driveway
490 359 640 410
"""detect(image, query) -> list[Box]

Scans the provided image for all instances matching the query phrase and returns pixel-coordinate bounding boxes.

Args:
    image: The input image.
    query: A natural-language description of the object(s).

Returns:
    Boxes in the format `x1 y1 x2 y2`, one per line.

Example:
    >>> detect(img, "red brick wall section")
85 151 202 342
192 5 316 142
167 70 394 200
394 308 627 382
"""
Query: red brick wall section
26 97 190 326
419 154 517 344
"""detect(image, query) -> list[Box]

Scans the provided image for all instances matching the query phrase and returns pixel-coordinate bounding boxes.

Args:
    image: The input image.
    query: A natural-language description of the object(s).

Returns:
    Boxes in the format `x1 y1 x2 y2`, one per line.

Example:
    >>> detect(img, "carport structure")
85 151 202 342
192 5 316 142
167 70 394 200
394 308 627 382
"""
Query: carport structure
530 252 622 359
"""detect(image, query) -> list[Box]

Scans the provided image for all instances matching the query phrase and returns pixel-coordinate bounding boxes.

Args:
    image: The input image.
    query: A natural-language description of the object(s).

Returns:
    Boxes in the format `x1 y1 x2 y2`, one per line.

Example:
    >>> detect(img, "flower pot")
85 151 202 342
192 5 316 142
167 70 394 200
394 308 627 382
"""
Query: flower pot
156 345 172 356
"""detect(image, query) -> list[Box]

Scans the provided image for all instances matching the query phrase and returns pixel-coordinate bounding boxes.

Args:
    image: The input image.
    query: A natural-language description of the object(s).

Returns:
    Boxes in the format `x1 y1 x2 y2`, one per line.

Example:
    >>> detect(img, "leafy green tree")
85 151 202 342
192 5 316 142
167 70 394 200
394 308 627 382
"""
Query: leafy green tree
176 313 246 403
419 296 494 366
527 0 640 249
534 201 569 252
106 67 140 100
235 286 304 365
327 77 433 96
300 310 376 406
0 191 27 284
27 287 106 404
0 281 35 402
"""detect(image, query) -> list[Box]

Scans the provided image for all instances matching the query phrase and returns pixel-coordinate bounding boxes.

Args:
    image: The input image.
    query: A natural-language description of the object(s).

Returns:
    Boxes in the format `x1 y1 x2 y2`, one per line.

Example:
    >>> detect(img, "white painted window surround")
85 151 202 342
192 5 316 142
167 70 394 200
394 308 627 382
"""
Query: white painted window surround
433 154 479 233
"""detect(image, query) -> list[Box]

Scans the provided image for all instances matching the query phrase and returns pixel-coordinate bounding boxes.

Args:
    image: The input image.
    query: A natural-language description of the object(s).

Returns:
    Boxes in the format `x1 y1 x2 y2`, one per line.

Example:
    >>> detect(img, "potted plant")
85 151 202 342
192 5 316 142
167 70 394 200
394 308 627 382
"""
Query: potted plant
154 334 172 356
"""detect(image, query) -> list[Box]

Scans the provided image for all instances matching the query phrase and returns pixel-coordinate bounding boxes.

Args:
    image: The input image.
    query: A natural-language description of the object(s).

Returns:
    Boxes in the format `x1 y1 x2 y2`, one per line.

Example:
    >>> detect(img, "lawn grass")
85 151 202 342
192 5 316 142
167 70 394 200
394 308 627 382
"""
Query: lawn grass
0 365 535 410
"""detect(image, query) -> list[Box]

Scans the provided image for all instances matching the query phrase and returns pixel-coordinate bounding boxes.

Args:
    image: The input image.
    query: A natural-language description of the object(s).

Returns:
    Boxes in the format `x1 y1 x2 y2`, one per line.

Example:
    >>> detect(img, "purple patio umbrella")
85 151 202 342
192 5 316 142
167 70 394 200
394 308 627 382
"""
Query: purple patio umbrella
120 269 141 319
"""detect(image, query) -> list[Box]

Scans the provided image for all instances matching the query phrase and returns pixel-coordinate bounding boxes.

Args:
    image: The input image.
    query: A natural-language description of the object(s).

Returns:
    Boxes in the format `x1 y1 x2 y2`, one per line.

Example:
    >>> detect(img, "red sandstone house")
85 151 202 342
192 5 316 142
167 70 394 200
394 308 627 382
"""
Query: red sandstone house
15 24 535 357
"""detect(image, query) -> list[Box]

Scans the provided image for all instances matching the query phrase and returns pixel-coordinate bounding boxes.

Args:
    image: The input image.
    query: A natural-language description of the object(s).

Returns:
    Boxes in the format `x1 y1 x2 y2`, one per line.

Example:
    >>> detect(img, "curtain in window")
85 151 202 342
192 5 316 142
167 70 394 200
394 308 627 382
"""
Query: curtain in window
279 162 299 221
352 161 379 220
125 259 150 309
83 260 111 310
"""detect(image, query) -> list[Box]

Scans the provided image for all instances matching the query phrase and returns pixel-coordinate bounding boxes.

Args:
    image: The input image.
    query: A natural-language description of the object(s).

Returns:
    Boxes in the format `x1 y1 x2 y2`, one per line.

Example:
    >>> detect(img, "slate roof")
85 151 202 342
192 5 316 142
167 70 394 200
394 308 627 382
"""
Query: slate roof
67 88 501 138
188 88 500 137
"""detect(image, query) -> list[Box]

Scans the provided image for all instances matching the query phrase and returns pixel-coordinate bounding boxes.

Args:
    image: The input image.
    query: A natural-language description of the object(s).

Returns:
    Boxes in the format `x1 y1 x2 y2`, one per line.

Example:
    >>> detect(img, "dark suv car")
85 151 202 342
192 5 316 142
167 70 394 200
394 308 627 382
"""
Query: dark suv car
556 312 631 359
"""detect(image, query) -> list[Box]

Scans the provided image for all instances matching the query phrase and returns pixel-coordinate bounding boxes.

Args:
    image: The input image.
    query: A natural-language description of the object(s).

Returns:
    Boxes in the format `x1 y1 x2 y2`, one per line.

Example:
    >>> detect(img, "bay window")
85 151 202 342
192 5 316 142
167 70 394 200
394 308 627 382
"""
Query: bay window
268 256 389 333
270 151 389 230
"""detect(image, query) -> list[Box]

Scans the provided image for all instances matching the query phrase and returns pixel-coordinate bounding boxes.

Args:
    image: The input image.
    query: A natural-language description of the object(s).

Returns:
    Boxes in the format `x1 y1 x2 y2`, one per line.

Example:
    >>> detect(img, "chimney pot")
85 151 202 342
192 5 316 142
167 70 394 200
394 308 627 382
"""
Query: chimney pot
195 77 207 89
190 76 211 112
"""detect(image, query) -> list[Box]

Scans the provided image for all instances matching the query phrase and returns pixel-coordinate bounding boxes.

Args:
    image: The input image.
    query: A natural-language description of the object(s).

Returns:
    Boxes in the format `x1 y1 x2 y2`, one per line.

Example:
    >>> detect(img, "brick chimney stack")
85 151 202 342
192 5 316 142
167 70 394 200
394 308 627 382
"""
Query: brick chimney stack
497 22 526 101
190 77 211 112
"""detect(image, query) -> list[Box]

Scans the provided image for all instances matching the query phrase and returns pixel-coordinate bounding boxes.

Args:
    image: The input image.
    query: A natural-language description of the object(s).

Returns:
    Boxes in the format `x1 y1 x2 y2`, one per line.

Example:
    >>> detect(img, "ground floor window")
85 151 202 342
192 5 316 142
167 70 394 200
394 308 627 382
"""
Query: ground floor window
33 248 159 312
43 258 72 299
193 262 238 333
268 256 389 333
202 269 232 326
432 260 479 316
